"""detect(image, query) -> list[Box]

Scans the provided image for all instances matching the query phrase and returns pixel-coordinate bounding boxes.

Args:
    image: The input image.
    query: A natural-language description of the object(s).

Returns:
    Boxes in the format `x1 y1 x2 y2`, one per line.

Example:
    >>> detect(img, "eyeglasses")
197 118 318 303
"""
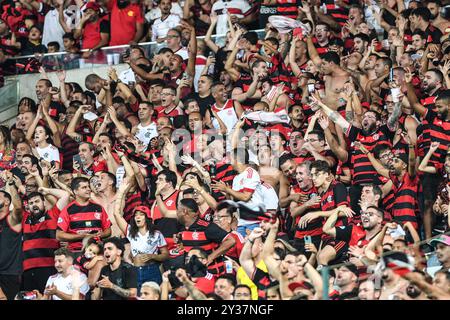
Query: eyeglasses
161 92 174 96
167 35 179 39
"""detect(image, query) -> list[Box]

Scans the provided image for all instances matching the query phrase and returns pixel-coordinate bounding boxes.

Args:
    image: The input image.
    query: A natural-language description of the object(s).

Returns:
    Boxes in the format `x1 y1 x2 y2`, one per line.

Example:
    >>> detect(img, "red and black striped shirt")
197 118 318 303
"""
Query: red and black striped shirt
312 37 330 56
57 201 111 251
22 206 60 271
417 91 443 157
123 191 147 223
423 109 450 167
320 180 349 229
322 0 349 27
274 0 300 19
293 186 323 240
346 125 393 185
379 175 394 219
181 218 229 275
235 74 260 110
390 172 419 228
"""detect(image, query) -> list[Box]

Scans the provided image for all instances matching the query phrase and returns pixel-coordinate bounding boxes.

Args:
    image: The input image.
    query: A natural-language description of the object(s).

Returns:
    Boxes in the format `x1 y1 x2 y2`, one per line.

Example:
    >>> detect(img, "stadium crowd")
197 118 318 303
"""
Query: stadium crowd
0 0 450 301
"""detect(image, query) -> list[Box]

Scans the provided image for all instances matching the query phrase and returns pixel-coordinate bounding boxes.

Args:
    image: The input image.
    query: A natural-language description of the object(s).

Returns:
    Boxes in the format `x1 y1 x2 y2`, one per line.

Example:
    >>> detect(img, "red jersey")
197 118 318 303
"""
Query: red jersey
108 1 144 46
57 201 111 251
151 191 182 258
225 231 245 260
22 206 60 271
155 105 184 120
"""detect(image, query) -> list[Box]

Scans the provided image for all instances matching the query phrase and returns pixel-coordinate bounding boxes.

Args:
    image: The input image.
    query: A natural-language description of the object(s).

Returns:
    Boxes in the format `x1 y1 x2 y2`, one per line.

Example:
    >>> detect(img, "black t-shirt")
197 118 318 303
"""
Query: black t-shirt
182 92 215 117
99 262 137 300
337 288 359 300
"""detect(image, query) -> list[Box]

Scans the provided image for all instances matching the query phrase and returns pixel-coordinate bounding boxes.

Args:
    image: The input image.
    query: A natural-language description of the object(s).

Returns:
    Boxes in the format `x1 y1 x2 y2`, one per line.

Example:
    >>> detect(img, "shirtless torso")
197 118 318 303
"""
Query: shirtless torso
323 71 351 110
92 193 120 236
259 165 283 192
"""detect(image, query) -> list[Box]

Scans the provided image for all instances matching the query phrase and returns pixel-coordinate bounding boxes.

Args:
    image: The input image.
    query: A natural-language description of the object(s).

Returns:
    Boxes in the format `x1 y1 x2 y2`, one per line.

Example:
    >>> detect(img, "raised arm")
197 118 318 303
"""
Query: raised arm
232 74 260 103
4 172 23 225
66 105 88 142
311 94 351 133
261 221 282 281
204 14 219 53
107 106 131 138
26 105 43 144
224 46 241 82
239 229 263 277
183 21 197 78
58 3 72 33
318 113 349 162
356 142 390 178
176 269 207 300
404 68 426 117
154 186 177 219
418 142 439 174
406 138 416 178
113 181 132 236
387 100 402 132
288 37 303 77
184 179 218 211
306 35 322 67
38 187 70 210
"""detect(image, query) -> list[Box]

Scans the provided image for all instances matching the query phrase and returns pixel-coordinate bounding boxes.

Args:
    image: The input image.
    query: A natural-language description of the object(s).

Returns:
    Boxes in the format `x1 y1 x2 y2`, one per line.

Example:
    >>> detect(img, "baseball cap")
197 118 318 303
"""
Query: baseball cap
134 205 151 218
288 281 314 292
341 263 359 278
429 235 450 247
84 2 101 12
275 233 297 253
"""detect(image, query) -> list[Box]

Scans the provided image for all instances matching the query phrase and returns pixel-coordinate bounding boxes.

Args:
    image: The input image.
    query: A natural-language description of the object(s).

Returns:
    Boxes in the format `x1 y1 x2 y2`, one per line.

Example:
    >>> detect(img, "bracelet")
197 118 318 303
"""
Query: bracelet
8 182 15 186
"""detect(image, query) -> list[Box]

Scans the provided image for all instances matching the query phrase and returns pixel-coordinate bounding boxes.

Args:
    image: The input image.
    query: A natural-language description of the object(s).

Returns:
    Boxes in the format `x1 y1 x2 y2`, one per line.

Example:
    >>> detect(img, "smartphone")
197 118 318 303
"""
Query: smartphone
307 83 315 93
17 291 37 300
73 154 82 167
389 68 394 82
304 235 312 245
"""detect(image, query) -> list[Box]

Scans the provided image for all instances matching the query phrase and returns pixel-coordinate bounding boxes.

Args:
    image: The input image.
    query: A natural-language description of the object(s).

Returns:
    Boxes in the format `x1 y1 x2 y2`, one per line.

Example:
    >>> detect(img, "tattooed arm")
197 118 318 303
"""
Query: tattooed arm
387 101 402 131
312 95 351 133
111 284 137 299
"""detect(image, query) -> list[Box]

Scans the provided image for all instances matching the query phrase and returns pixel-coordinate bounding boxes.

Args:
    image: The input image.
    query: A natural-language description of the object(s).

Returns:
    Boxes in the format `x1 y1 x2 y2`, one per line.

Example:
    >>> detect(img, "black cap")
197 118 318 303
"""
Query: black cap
341 263 359 277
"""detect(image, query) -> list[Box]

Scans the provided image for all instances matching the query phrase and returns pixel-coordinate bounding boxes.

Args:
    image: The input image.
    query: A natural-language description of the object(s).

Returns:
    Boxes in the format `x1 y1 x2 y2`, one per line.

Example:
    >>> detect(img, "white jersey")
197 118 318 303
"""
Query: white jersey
36 144 60 164
41 5 80 48
135 122 158 148
211 100 239 135
194 55 207 92
45 268 89 300
211 0 251 35
174 46 189 60
145 3 183 23
232 167 264 225
151 14 181 41
126 227 167 257
256 182 279 211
